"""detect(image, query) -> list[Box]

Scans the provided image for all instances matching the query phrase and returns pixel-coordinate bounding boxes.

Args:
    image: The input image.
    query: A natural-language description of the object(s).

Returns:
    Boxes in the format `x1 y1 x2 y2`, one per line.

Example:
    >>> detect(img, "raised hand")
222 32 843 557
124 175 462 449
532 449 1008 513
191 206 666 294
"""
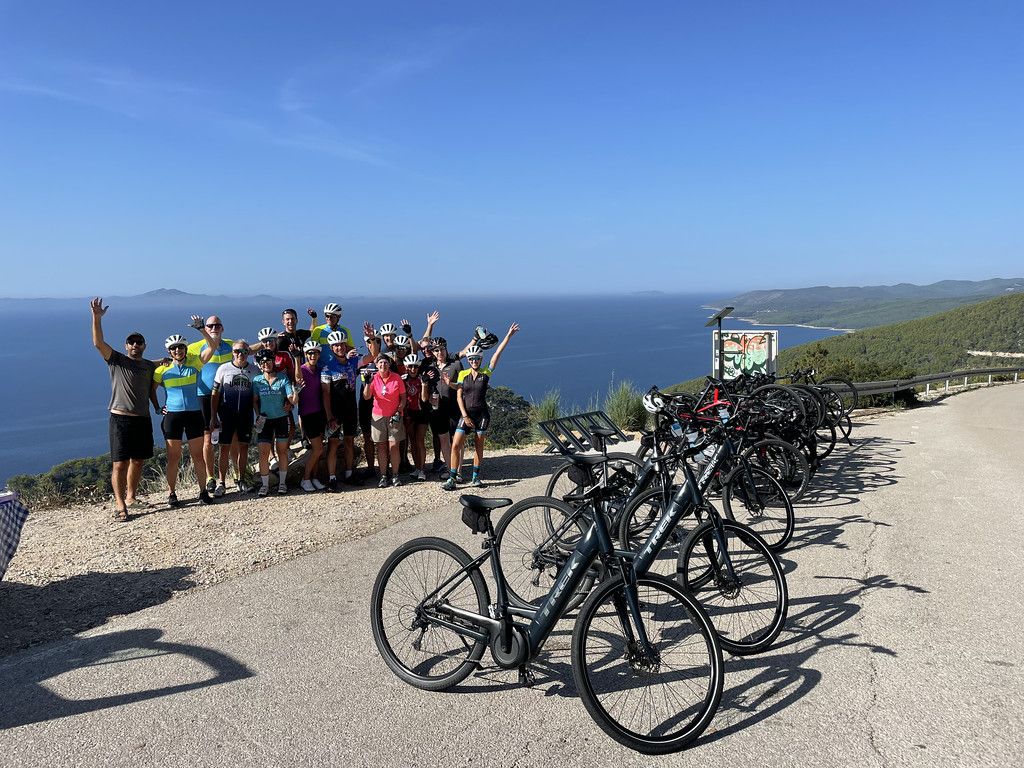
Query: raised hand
401 318 413 334
427 310 440 325
307 307 318 319
507 322 520 337
363 320 375 337
90 297 108 317
189 314 205 330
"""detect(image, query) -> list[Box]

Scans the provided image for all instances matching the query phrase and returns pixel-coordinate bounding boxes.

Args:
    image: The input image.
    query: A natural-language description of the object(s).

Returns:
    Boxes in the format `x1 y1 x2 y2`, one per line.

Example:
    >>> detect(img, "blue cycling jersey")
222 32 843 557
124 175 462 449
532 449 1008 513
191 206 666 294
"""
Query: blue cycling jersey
188 338 234 395
154 354 204 412
252 374 294 419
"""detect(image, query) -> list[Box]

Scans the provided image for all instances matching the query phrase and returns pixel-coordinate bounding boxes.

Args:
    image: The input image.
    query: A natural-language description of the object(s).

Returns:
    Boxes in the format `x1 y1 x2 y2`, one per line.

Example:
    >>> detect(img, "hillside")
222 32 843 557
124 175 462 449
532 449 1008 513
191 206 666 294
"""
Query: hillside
672 292 1024 391
713 278 1024 329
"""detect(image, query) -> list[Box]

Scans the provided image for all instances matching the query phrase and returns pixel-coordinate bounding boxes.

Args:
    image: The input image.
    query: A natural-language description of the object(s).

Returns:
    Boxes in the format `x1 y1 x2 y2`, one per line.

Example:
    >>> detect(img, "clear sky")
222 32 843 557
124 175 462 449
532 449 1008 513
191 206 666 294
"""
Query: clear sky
0 1 1021 297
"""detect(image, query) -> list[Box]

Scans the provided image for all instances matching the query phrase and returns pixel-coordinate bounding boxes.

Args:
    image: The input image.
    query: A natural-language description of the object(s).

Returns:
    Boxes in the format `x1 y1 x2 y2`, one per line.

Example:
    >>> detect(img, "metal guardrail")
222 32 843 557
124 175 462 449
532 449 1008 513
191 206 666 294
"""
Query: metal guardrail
824 366 1024 399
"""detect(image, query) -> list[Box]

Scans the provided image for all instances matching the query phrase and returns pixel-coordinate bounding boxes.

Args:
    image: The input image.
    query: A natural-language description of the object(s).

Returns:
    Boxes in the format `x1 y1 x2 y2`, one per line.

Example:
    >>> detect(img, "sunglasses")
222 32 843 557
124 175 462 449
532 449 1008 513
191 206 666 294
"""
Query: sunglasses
468 356 483 362
206 323 223 329
232 349 249 354
169 345 186 351
126 339 145 345
306 349 321 355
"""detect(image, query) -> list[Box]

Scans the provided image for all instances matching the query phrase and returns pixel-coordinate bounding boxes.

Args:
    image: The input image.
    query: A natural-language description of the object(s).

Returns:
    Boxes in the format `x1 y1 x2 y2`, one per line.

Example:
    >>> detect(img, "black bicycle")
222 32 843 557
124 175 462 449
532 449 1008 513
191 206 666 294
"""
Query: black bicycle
370 486 724 753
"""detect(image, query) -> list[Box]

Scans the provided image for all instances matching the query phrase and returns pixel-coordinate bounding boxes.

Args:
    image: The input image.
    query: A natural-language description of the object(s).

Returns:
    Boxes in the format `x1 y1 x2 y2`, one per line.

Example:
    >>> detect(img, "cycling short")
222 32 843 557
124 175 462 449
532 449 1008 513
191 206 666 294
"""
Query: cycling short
198 395 213 430
219 410 253 444
456 409 490 435
162 410 205 442
109 414 154 461
300 411 326 440
429 406 451 436
409 407 430 426
257 416 290 444
330 395 359 438
359 396 373 434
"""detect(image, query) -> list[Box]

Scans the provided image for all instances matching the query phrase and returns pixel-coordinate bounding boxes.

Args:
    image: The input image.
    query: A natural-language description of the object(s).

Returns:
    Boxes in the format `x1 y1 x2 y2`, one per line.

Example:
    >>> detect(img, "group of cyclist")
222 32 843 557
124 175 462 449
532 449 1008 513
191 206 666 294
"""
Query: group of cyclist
91 297 518 520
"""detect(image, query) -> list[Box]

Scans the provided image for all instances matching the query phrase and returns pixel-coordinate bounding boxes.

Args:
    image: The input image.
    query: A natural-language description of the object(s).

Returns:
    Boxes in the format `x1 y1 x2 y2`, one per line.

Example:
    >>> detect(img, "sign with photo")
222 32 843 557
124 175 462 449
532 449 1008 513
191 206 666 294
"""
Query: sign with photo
713 330 778 379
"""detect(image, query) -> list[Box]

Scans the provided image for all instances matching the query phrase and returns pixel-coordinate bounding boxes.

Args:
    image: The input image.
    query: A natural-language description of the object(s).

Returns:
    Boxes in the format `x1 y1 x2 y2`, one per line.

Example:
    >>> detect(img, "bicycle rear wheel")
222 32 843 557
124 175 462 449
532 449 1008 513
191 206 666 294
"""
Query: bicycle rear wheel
721 465 795 552
742 437 810 501
677 520 788 655
572 575 724 754
370 537 489 690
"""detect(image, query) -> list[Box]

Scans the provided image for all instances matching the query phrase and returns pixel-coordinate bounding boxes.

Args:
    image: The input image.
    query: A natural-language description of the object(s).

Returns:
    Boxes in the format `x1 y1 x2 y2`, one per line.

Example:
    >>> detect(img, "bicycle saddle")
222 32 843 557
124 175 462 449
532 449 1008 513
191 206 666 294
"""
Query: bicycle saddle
590 426 617 439
458 495 513 511
565 453 608 467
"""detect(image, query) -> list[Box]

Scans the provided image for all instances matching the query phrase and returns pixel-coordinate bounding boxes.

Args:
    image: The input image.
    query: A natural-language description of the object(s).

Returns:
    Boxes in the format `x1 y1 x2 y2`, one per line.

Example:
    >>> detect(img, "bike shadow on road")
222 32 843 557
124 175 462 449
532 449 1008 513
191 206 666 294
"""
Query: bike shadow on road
0 627 253 730
696 572 928 746
796 435 908 510
0 567 197 659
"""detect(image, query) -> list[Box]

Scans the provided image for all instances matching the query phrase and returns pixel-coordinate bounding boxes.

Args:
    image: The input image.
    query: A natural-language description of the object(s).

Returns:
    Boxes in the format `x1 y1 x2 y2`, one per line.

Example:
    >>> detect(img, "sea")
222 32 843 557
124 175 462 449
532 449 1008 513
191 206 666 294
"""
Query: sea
0 293 841 483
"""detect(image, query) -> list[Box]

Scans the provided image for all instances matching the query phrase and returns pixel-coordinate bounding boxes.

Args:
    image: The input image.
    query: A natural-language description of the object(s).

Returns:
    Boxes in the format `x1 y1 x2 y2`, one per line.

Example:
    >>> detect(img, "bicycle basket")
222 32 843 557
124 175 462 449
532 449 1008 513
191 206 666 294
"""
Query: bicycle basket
461 507 489 534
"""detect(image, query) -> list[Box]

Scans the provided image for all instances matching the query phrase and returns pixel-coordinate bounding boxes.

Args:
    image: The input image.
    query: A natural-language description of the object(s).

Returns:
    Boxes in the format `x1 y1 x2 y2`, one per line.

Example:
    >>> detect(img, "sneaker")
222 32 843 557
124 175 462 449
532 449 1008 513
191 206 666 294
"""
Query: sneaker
391 476 401 488
455 473 465 484
431 458 443 472
300 479 316 492
415 469 427 481
278 482 288 495
436 465 449 479
167 491 179 508
328 477 339 492
205 478 216 493
257 485 269 498
471 476 483 488
214 483 226 498
198 490 214 505
441 477 456 491
378 476 388 489
311 478 326 490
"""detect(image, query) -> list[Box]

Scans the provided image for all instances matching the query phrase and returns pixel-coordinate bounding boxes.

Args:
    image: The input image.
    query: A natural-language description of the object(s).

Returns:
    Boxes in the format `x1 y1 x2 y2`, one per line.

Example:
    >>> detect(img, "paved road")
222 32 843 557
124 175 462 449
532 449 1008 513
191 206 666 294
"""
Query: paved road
1 386 1022 767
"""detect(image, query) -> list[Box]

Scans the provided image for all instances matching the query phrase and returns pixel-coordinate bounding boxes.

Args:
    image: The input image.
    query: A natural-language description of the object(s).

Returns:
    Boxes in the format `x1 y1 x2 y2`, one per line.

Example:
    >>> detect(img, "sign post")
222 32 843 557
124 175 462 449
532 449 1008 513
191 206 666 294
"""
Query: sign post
705 306 734 380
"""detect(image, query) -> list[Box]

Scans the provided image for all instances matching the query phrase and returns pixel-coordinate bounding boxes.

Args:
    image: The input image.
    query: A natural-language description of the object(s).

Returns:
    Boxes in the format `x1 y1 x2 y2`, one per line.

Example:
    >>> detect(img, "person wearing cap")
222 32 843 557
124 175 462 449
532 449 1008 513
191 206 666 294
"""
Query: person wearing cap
442 323 520 490
320 330 362 490
310 302 352 365
362 352 406 488
295 340 327 492
402 354 430 481
90 298 165 522
154 327 218 507
186 314 235 497
252 349 298 497
209 340 259 496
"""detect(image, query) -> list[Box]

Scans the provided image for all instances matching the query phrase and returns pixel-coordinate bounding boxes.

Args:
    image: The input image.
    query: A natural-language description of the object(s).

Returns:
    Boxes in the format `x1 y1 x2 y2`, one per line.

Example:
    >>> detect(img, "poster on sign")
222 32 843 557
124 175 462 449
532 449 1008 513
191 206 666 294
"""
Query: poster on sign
713 330 778 379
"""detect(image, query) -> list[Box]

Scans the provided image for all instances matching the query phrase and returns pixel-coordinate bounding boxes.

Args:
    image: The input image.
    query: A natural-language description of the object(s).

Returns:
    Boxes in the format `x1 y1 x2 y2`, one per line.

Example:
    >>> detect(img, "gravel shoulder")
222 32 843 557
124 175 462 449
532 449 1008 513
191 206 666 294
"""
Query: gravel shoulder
0 446 564 658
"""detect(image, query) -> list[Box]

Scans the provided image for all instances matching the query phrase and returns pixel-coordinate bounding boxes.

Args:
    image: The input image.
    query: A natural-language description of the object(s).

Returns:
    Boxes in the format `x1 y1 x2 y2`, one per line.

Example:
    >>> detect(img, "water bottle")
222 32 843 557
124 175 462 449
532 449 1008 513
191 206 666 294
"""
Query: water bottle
390 412 401 425
717 407 730 423
430 392 440 409
211 428 221 445
670 422 683 438
254 414 267 433
684 429 699 446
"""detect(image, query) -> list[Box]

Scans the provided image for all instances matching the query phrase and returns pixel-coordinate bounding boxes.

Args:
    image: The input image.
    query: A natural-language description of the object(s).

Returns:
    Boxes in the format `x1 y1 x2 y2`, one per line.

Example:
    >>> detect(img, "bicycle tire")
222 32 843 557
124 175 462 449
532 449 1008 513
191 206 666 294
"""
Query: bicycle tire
677 520 788 656
750 384 807 423
741 437 811 502
820 376 859 414
721 464 795 552
791 384 827 430
571 574 724 754
545 452 644 503
370 536 489 691
814 422 838 462
616 486 700 580
493 496 597 611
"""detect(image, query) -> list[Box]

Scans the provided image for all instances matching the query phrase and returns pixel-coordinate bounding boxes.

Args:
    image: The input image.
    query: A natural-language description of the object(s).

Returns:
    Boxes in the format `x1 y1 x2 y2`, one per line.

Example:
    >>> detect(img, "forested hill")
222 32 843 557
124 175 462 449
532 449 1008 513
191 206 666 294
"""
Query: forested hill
714 278 1024 329
672 292 1024 391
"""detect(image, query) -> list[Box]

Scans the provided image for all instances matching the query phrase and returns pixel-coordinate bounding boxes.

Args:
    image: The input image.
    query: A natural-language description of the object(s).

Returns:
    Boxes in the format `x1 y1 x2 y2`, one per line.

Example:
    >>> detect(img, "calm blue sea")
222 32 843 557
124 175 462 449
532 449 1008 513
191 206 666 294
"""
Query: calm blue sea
0 293 840 482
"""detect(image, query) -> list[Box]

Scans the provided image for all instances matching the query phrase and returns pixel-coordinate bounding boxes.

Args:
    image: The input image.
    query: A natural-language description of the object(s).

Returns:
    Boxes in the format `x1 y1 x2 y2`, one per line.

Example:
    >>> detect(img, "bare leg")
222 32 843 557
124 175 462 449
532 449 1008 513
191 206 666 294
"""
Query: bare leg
202 432 214 486
474 435 486 469
304 436 323 480
125 459 144 504
111 460 128 510
438 432 452 468
449 432 465 475
388 440 401 475
376 442 390 477
234 441 249 483
413 424 427 471
259 443 272 476
187 435 208 490
166 440 183 493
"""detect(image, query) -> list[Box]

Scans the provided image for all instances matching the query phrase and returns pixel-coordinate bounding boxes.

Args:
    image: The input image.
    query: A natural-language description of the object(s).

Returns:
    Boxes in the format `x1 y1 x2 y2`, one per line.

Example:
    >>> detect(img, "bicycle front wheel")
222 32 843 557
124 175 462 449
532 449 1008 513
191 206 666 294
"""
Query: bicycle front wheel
571 575 724 754
678 520 788 656
370 537 489 691
721 465 795 552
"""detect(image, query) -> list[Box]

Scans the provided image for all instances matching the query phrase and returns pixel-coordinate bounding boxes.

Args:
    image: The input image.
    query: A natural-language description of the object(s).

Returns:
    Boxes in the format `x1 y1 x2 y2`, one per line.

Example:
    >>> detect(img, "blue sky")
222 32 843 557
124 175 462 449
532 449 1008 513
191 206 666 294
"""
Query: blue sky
0 1 1021 297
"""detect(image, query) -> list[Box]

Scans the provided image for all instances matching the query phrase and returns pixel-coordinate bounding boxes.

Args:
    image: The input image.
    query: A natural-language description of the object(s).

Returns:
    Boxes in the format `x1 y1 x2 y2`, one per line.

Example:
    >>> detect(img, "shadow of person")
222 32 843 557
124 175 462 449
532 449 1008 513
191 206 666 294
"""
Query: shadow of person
0 627 253 730
0 567 197 658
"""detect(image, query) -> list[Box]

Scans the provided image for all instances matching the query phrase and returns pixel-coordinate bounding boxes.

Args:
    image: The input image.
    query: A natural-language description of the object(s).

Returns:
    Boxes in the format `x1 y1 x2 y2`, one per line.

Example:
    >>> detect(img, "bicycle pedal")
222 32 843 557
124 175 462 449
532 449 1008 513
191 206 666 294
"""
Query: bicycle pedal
518 665 537 687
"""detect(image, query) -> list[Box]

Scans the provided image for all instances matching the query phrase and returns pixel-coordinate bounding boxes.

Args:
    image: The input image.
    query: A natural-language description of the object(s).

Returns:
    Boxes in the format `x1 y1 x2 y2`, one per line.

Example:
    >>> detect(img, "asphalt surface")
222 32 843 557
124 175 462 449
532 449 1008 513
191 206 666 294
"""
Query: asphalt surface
1 385 1022 767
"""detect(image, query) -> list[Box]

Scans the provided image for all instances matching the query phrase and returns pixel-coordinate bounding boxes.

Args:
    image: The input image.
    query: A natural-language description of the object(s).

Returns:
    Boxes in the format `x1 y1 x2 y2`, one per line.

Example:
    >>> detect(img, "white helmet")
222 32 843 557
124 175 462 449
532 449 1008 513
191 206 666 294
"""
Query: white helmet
327 330 347 346
323 302 342 316
393 334 410 348
403 354 421 367
257 326 276 341
165 334 187 349
302 339 321 353
465 345 483 359
379 322 397 335
642 390 666 414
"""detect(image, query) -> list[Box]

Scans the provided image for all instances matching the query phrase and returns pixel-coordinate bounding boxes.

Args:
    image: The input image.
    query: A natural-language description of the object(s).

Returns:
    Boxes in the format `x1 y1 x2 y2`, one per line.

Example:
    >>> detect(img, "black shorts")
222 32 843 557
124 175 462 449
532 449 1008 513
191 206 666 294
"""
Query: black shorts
219 409 253 444
199 395 213 430
429 406 450 436
456 408 490 435
109 414 154 462
409 408 430 426
330 395 359 438
359 396 373 435
257 416 289 444
162 410 205 442
300 411 326 439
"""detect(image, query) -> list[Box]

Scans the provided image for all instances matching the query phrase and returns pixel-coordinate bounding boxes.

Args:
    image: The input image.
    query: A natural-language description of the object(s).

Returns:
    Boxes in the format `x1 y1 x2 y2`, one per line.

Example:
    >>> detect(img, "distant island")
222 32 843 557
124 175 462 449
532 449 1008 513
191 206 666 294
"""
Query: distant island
711 278 1024 329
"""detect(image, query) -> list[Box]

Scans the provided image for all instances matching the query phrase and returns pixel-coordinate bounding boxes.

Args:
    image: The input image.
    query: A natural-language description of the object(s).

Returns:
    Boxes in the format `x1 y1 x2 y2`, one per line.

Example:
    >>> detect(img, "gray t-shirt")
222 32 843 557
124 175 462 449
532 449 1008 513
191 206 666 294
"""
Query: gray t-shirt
107 350 156 417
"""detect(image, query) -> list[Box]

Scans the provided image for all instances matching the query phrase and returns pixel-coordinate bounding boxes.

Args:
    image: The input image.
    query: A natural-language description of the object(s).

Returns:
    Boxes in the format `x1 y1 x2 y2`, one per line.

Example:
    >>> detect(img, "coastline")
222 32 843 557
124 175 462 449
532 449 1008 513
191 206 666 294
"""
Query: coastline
700 305 855 334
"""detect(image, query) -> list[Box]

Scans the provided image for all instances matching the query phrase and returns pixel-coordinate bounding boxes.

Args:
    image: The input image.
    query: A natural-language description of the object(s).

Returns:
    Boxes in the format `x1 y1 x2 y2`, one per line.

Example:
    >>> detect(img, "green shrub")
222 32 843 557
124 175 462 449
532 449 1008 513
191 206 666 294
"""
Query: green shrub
486 386 533 448
604 380 648 432
530 390 561 440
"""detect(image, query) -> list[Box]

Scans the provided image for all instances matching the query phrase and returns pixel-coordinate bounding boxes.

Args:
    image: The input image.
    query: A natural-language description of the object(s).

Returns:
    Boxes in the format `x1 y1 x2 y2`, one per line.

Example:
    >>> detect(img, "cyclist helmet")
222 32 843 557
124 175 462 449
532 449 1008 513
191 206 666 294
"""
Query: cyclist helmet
404 354 421 367
257 327 276 342
254 349 274 364
164 334 187 349
465 345 483 359
323 302 343 316
432 336 447 348
302 339 320 353
642 390 665 414
394 334 410 348
379 323 397 335
327 330 347 346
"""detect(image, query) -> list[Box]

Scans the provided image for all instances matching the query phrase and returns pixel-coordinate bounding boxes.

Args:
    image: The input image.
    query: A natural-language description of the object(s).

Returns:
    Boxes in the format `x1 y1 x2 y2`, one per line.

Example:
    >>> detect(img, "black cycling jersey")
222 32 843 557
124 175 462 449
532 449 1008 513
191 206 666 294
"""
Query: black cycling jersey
455 367 492 412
